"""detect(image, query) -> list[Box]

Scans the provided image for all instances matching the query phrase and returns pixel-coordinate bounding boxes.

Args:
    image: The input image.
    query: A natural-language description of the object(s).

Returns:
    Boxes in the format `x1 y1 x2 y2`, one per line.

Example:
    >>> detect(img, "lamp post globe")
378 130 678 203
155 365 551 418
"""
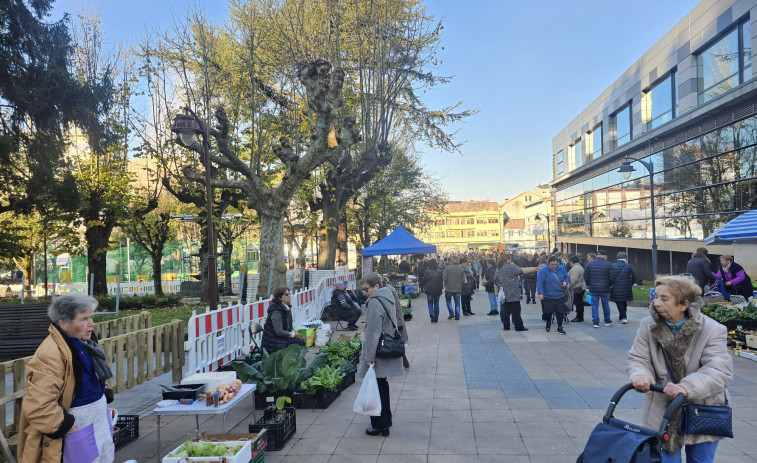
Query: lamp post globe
171 113 203 147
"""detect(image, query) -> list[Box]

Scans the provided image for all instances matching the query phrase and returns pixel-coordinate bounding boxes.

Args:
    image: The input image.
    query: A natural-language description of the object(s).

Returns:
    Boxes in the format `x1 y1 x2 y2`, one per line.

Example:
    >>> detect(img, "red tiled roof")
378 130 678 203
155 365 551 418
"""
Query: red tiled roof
504 219 525 229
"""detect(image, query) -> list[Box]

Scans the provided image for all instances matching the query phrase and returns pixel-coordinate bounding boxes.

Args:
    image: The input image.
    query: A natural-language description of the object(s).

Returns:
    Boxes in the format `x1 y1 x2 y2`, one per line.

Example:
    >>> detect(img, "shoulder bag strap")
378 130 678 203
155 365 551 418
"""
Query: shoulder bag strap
374 296 399 333
551 269 567 289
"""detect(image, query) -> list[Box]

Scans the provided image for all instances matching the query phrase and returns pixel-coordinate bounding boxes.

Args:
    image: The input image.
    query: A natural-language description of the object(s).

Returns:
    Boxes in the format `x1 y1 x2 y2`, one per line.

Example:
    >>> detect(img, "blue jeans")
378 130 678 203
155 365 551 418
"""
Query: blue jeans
661 441 718 463
487 291 498 313
427 294 440 319
445 291 461 318
591 292 611 324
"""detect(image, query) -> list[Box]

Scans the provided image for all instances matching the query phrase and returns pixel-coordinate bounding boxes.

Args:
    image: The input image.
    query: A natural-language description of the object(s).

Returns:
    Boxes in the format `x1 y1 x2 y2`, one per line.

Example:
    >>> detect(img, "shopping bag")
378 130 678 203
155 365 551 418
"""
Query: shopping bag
583 291 592 306
497 288 505 304
353 365 382 416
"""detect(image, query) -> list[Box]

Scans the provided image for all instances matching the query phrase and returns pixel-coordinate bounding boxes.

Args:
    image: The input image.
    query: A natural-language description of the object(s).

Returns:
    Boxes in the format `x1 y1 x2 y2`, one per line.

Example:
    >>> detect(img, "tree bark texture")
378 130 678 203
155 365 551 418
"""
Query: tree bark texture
151 247 165 296
336 213 348 266
257 212 287 298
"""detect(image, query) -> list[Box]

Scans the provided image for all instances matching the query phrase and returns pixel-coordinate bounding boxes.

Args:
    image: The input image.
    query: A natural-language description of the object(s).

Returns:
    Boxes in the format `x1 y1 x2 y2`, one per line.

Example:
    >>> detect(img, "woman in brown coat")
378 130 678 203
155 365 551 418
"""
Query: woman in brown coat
627 276 733 462
18 294 114 463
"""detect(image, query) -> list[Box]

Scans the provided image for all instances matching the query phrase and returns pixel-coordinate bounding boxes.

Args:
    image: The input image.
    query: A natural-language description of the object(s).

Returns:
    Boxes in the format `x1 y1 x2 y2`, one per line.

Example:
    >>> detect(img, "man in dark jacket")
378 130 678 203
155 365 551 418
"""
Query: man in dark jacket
442 255 465 320
331 281 362 330
584 249 613 328
609 252 636 324
685 247 714 292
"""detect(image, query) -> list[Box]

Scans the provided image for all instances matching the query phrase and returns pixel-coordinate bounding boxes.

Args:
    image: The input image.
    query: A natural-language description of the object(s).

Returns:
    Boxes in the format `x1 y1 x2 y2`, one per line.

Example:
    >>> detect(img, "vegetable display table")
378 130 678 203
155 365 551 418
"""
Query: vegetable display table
153 384 256 462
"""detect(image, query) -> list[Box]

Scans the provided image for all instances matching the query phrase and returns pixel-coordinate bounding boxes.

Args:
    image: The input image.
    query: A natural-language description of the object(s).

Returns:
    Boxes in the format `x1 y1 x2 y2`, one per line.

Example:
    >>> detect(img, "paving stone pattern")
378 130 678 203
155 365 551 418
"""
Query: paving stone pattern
113 291 757 462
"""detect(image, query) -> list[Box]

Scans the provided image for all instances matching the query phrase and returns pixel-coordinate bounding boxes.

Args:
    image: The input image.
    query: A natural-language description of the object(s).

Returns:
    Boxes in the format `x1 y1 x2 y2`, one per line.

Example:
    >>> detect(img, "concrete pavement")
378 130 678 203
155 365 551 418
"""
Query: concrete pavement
113 289 757 462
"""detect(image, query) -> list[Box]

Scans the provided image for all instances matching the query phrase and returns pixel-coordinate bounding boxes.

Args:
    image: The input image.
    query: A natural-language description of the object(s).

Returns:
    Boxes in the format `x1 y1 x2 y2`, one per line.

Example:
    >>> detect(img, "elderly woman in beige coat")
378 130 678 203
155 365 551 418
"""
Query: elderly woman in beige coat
357 272 405 437
627 275 733 462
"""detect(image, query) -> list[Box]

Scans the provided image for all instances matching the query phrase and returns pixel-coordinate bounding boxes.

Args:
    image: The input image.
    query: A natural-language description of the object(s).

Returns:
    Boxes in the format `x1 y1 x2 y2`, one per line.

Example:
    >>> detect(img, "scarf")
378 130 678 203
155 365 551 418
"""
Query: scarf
82 339 113 382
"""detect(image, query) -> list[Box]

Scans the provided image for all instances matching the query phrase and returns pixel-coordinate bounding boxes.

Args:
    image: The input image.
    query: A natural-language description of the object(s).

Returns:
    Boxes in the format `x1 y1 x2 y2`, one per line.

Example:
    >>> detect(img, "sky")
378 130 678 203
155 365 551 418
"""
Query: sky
50 0 701 201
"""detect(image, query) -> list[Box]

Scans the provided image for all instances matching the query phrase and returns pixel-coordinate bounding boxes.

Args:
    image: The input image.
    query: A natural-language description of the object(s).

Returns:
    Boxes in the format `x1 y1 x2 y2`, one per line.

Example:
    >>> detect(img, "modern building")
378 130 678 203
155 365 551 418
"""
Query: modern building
424 200 501 252
501 186 553 249
552 0 757 278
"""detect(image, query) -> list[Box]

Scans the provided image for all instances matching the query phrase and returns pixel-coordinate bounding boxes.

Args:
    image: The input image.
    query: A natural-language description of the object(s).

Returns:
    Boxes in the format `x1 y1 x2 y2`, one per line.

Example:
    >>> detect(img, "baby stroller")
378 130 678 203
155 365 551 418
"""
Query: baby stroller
577 383 685 463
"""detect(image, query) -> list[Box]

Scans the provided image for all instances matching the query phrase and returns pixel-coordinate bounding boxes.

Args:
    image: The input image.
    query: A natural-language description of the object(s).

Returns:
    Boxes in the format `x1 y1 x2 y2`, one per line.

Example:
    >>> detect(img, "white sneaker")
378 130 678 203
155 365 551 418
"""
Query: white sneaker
605 322 613 327
593 324 600 328
620 319 628 324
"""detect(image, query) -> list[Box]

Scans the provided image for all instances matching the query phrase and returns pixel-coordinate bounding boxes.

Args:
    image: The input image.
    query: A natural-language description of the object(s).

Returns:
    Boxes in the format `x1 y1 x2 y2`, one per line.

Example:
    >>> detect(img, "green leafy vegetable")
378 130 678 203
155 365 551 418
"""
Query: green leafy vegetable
233 344 306 394
167 441 243 457
319 337 361 367
298 366 343 395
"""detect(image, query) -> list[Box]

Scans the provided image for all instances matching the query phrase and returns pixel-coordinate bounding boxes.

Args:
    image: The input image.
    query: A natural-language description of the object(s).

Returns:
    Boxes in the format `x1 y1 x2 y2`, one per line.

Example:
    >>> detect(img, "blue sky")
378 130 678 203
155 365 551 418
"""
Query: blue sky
51 0 700 201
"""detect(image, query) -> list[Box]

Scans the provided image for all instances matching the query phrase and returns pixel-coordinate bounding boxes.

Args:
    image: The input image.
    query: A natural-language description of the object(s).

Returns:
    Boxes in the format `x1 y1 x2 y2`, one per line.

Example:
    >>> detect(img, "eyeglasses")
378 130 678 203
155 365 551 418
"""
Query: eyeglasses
360 286 369 291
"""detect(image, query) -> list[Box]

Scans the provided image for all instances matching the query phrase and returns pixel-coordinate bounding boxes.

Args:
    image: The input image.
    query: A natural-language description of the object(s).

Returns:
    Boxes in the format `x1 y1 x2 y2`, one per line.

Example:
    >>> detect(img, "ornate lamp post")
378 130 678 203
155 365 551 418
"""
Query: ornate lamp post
534 213 551 251
171 108 218 310
618 155 658 280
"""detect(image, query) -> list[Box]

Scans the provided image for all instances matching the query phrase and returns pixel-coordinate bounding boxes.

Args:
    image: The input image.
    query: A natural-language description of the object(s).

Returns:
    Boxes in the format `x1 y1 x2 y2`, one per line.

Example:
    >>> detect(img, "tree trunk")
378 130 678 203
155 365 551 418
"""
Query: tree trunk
85 225 114 296
16 255 33 298
199 234 209 303
151 247 164 296
317 197 339 270
257 212 287 298
336 213 348 266
223 240 233 295
287 238 295 270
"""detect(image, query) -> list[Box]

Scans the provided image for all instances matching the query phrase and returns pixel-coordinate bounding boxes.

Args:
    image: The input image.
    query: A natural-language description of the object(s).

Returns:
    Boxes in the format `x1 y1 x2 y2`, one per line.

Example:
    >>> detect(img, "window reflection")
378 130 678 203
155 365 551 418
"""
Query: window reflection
644 72 676 130
612 104 632 148
697 21 751 104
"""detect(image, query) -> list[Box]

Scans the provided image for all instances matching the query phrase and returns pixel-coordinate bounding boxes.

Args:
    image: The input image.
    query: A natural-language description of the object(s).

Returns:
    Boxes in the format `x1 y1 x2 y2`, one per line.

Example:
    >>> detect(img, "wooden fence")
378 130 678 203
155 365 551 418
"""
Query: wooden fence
1 315 183 443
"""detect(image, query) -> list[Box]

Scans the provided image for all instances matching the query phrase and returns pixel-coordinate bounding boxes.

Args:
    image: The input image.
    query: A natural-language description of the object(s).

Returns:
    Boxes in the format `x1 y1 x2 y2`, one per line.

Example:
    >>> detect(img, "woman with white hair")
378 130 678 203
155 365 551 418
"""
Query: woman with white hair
18 293 115 463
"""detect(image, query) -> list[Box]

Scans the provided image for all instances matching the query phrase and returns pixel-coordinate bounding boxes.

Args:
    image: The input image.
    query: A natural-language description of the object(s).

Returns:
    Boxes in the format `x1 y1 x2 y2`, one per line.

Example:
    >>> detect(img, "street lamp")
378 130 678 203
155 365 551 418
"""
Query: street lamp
534 213 551 251
618 155 658 280
172 107 218 311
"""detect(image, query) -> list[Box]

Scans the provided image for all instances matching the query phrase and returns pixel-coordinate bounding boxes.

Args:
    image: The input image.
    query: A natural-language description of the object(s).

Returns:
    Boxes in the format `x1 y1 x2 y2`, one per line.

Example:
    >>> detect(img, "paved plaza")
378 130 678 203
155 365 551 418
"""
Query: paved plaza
113 291 757 462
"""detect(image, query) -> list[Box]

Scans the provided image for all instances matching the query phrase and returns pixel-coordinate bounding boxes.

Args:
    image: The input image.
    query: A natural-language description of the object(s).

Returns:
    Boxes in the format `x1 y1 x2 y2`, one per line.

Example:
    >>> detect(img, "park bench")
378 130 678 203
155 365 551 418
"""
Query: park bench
0 304 51 363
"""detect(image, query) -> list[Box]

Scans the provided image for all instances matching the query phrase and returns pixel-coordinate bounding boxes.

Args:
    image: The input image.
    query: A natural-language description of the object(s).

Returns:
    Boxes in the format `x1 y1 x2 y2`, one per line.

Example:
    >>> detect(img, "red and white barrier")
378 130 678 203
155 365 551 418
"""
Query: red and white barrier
184 272 354 374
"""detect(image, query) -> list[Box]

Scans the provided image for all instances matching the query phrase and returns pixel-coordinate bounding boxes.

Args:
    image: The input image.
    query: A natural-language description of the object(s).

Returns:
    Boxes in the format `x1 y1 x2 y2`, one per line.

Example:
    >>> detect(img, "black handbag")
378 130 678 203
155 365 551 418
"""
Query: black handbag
374 297 405 359
661 350 733 438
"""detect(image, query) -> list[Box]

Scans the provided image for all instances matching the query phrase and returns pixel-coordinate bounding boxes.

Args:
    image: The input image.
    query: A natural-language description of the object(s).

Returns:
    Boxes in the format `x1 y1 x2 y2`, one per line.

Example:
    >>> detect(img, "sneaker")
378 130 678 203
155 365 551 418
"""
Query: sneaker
593 324 600 328
557 327 566 335
605 322 613 327
448 314 455 320
469 311 476 315
515 327 529 332
502 326 510 331
487 311 499 316
620 319 628 324
571 318 584 322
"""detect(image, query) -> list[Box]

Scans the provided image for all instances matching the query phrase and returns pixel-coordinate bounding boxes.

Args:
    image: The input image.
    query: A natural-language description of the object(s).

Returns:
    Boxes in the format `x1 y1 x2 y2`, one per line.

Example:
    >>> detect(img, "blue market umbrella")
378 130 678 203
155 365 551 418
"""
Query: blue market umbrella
704 209 757 245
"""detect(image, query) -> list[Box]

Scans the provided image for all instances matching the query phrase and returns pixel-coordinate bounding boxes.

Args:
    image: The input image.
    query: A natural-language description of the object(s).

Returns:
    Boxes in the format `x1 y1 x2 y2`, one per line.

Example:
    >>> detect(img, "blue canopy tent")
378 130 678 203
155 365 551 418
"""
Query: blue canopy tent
704 209 757 245
361 226 436 273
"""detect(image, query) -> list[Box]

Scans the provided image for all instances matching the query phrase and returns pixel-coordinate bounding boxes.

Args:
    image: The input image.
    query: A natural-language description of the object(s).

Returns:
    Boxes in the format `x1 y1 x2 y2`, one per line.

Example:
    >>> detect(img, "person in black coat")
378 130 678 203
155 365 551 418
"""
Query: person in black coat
262 287 306 353
331 281 362 330
423 259 444 322
685 247 714 292
609 252 636 324
584 249 613 327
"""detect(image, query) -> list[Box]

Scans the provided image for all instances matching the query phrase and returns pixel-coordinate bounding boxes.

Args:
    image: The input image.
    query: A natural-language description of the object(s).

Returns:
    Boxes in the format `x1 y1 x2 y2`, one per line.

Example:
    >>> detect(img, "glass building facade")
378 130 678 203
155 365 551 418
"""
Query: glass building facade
555 114 757 242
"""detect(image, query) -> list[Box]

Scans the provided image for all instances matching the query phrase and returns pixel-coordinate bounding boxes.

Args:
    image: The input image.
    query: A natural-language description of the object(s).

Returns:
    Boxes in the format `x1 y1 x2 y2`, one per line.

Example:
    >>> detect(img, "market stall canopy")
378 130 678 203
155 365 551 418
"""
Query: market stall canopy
704 209 757 245
361 226 437 256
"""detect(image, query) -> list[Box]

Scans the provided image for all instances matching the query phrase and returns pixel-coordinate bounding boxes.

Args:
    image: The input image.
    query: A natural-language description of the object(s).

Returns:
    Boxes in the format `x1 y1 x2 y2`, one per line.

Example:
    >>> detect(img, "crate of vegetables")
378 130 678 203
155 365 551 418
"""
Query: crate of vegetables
163 440 251 463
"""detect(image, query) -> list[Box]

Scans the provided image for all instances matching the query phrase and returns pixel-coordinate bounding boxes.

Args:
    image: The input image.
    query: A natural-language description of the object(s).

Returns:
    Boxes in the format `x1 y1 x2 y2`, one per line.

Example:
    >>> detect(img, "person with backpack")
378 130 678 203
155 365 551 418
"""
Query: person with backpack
610 252 636 324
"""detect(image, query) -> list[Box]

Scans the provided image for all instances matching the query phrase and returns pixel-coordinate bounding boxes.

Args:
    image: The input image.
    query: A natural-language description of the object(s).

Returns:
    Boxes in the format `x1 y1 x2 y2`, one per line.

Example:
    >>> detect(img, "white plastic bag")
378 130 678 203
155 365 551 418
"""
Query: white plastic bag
497 288 505 304
353 365 382 416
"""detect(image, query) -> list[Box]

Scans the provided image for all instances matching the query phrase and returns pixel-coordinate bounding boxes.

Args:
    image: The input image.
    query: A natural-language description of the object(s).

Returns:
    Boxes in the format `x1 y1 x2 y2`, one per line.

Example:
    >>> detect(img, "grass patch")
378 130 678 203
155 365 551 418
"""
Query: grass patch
94 305 201 327
633 283 654 302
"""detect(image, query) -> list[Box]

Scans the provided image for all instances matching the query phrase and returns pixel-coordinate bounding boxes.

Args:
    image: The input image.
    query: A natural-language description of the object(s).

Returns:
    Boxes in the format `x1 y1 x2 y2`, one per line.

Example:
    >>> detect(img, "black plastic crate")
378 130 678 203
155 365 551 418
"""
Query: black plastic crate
113 415 139 451
724 319 757 331
255 389 293 409
339 371 355 392
292 388 341 409
161 383 204 401
249 406 296 451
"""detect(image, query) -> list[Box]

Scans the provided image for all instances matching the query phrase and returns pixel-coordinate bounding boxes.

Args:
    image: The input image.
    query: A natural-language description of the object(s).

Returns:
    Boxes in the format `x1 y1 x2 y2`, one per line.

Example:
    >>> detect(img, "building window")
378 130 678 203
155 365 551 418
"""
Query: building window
466 230 475 237
611 103 632 148
570 139 582 170
488 217 498 224
556 150 564 175
465 218 474 224
489 230 499 237
446 230 455 238
588 125 602 161
644 71 677 130
476 217 486 224
697 20 752 104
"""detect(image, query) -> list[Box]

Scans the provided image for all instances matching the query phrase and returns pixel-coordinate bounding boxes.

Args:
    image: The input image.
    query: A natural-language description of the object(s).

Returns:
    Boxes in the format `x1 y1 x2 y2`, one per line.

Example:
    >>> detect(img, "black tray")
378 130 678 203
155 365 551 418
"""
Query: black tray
249 406 296 451
292 388 341 409
161 383 205 401
339 371 356 392
255 389 293 409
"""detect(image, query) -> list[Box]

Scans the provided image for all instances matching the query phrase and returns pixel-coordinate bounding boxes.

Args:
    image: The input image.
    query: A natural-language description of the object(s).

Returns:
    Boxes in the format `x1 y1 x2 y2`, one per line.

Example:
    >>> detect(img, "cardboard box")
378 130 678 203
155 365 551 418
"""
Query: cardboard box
702 294 725 304
181 372 236 391
338 332 361 342
746 335 757 350
297 328 315 347
163 440 251 463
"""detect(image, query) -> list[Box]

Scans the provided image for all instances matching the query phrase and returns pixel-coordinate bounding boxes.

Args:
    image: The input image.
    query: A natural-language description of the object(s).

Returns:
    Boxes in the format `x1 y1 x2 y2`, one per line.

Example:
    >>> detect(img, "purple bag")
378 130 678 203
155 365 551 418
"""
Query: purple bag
63 423 99 463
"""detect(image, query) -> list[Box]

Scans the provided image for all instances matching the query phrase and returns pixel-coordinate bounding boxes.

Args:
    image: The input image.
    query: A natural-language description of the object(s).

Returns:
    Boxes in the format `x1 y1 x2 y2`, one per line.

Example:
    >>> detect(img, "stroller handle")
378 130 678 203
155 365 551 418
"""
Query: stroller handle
603 383 686 444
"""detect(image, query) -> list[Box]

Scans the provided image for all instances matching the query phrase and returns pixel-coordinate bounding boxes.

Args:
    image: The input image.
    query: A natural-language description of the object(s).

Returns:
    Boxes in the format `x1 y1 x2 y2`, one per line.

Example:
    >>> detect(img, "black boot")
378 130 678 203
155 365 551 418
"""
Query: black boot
545 320 551 332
